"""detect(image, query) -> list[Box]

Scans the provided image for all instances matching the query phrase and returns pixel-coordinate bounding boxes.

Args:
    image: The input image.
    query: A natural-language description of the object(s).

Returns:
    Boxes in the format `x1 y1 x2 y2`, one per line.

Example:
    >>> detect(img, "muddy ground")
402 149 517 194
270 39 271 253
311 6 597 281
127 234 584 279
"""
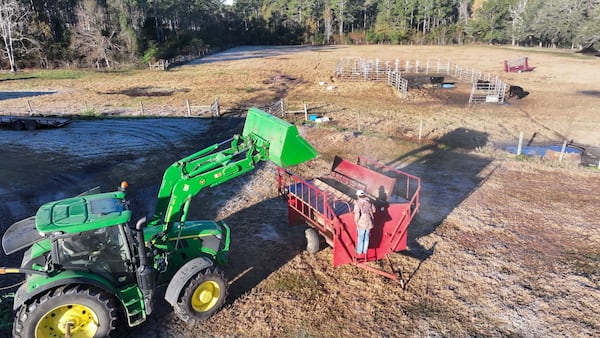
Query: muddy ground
0 45 599 337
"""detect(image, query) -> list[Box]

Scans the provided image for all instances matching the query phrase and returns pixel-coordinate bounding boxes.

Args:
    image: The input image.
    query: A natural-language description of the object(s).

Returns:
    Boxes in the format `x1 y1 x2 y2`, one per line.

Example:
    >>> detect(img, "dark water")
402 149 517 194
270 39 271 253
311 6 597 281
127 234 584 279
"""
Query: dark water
0 118 213 231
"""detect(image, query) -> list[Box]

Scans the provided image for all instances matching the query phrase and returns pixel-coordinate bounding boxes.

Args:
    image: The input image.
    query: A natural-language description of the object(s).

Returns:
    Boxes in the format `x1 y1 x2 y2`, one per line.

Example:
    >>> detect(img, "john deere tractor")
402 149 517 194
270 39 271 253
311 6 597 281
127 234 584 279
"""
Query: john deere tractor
0 108 317 337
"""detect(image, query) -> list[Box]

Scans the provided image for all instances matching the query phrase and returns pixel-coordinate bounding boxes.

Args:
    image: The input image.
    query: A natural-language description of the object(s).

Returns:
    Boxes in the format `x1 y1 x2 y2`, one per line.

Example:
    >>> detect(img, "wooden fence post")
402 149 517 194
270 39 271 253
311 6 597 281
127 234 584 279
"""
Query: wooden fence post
27 100 33 114
186 99 191 117
418 118 423 142
517 132 524 155
140 101 145 116
304 103 308 121
559 139 568 162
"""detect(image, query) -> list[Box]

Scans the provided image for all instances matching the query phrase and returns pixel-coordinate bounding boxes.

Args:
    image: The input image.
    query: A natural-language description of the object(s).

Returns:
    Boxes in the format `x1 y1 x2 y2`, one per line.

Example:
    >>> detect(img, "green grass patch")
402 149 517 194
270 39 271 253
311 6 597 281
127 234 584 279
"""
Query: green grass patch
514 153 529 161
437 143 450 150
236 86 260 93
586 164 600 173
80 107 101 117
264 272 324 300
0 69 86 81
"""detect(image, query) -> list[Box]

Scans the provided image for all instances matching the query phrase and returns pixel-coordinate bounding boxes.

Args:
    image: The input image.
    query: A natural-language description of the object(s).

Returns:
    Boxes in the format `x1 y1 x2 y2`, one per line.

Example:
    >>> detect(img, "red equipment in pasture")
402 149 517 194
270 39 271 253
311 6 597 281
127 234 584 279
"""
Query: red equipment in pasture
277 156 421 281
504 57 535 73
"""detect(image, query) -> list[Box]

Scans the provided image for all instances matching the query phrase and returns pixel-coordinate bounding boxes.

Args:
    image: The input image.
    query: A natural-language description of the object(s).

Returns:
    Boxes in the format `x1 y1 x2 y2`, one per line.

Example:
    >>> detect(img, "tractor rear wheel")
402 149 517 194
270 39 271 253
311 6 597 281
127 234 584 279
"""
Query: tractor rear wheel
13 285 118 338
174 266 227 324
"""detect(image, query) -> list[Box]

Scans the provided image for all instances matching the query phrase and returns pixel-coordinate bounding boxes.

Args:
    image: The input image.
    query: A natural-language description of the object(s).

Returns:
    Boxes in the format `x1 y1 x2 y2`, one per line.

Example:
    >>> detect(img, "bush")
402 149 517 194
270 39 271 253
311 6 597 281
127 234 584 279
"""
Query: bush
141 44 159 64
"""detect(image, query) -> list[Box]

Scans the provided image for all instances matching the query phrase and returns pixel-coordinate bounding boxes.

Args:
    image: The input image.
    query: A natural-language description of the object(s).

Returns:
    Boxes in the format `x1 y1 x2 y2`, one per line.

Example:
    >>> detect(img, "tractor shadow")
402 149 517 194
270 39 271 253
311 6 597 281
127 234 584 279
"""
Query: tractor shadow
0 90 56 100
218 197 306 301
387 128 493 286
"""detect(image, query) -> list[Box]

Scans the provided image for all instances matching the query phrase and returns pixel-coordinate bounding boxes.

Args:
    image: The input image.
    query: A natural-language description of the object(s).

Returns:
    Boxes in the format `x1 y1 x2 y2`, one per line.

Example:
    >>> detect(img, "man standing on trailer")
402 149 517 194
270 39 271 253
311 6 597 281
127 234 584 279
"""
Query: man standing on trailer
354 190 375 259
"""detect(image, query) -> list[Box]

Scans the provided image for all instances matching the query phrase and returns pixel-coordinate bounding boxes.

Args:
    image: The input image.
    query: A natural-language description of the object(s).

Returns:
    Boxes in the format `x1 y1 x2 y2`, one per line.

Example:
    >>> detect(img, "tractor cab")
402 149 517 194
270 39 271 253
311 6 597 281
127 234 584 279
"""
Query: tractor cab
2 191 137 285
52 224 136 285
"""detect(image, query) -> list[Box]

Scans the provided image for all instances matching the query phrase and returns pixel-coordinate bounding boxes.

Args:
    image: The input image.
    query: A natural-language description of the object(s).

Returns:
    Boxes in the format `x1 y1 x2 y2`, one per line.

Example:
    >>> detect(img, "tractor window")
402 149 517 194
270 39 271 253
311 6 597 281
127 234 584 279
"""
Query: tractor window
57 226 133 284
89 198 125 214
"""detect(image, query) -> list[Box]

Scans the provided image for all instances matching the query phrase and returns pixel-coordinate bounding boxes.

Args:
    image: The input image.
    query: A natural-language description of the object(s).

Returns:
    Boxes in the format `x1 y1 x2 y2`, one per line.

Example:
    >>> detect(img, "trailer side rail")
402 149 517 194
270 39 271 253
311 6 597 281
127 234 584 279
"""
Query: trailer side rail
357 155 421 220
277 167 341 246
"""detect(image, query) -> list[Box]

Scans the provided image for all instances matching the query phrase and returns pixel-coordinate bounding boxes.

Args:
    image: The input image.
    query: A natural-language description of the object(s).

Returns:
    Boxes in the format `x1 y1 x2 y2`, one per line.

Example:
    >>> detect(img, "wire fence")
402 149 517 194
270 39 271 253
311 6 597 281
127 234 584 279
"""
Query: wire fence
468 79 508 104
8 97 223 118
6 96 598 168
148 48 214 70
334 57 508 104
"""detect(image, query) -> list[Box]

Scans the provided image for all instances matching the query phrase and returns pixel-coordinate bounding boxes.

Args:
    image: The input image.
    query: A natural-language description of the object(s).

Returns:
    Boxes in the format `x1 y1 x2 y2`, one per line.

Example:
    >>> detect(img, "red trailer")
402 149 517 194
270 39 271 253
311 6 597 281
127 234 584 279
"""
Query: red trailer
277 156 421 281
504 57 535 73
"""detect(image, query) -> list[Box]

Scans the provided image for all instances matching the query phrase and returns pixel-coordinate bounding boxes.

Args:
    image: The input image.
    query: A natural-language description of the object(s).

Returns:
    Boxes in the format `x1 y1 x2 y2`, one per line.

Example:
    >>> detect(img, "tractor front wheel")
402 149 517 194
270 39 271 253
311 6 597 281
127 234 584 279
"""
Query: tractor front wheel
13 285 118 338
174 267 228 324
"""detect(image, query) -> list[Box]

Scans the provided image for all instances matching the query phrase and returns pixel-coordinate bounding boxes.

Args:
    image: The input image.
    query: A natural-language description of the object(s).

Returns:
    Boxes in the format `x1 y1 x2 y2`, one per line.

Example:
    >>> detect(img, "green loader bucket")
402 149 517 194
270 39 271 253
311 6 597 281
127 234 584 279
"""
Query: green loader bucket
242 107 318 167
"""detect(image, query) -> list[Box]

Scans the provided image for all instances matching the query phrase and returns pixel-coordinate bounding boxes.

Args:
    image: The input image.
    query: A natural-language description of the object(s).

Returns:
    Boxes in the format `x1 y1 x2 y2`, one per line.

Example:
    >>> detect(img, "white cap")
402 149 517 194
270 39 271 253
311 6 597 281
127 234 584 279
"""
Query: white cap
356 190 366 197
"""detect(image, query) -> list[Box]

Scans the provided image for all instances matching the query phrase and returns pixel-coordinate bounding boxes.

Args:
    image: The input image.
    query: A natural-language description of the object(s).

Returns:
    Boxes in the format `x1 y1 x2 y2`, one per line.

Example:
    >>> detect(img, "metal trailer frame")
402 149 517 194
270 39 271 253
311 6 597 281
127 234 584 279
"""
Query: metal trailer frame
0 115 70 130
277 156 421 281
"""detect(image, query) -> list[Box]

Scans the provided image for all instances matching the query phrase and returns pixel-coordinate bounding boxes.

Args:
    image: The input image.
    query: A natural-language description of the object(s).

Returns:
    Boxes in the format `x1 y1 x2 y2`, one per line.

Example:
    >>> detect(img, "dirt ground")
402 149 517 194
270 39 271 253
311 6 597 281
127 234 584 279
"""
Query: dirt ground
0 45 599 337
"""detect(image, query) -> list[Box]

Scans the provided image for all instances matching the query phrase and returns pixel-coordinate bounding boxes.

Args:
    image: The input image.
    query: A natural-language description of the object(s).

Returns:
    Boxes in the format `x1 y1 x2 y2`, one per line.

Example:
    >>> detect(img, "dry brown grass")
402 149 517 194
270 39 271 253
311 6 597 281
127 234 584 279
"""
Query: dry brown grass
1 45 599 337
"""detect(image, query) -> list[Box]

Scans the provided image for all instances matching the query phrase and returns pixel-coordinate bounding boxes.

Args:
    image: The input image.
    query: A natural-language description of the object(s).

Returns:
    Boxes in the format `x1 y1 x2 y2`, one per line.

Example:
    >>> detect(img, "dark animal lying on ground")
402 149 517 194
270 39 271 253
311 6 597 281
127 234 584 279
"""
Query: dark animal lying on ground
476 79 492 89
430 76 444 84
508 85 529 99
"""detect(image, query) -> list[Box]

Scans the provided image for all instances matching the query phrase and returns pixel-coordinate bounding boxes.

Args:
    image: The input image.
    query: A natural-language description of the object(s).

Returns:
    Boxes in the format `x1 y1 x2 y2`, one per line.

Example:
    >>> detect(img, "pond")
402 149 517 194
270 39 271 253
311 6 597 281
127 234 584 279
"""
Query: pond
0 118 214 230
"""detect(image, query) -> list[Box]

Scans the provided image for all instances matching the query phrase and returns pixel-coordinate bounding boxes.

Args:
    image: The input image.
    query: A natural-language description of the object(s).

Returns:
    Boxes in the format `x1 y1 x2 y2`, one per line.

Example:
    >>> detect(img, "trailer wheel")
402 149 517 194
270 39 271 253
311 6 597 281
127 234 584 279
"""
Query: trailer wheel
305 228 320 254
11 120 24 130
13 285 118 338
174 266 228 324
24 120 37 130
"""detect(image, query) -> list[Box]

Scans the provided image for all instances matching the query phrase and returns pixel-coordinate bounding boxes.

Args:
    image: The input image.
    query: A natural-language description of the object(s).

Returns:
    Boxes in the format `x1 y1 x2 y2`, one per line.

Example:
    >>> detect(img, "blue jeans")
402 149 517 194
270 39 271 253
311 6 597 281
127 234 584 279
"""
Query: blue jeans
356 228 370 255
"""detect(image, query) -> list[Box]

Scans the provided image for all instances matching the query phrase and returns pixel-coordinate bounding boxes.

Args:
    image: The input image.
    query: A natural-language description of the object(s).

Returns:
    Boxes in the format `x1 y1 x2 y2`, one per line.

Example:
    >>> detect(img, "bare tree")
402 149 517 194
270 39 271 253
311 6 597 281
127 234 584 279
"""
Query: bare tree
72 0 122 69
0 0 32 72
509 0 529 46
338 0 345 41
324 3 333 43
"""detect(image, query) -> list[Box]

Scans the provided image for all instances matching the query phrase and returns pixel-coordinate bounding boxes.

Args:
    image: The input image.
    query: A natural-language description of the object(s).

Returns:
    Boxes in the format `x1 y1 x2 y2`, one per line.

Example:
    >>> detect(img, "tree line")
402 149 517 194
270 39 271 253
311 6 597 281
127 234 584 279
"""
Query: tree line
1 0 599 71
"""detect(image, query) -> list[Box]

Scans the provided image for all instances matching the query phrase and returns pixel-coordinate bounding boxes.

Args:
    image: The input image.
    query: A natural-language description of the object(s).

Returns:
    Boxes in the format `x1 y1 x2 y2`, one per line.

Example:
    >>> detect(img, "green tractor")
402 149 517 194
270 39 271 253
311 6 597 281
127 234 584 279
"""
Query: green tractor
0 108 317 337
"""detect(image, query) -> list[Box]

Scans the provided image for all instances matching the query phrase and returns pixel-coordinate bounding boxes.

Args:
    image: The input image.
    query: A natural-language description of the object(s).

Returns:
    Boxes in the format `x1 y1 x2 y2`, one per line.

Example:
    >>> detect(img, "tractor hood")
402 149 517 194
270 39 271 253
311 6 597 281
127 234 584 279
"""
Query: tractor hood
35 191 131 234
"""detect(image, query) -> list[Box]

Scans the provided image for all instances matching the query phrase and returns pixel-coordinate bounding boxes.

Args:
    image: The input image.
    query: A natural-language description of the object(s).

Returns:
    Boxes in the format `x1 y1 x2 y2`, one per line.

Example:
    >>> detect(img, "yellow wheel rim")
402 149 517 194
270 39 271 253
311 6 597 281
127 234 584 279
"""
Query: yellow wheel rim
36 304 99 338
191 280 221 313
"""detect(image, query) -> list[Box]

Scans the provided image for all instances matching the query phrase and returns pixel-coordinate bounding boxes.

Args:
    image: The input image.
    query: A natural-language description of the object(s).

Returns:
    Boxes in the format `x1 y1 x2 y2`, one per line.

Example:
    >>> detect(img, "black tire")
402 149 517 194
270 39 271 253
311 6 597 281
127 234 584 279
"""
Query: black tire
13 285 118 338
24 120 37 130
11 120 24 130
305 227 320 254
173 266 228 324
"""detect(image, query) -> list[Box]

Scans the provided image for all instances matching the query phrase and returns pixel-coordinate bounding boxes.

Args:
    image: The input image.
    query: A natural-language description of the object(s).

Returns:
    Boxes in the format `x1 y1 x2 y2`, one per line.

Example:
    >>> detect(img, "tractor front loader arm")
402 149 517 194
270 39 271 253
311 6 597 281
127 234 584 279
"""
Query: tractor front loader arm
149 108 318 232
